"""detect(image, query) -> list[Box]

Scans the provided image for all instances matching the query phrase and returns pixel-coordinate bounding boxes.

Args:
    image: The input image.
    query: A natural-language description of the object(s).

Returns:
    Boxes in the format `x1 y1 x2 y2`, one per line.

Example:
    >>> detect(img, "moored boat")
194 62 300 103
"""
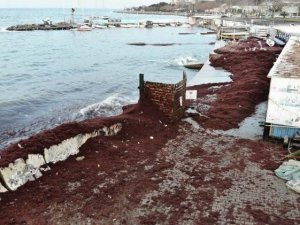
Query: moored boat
183 63 204 70
93 24 107 29
77 25 92 31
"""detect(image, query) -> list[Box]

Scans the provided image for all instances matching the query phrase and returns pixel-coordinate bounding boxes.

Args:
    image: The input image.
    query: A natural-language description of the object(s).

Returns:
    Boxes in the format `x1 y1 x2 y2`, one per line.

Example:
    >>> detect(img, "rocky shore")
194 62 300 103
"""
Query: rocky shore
7 22 73 31
1 38 300 224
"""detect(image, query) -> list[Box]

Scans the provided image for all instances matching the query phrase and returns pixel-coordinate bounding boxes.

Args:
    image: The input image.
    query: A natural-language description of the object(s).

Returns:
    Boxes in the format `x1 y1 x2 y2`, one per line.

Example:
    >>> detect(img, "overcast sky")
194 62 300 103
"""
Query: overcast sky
0 0 165 9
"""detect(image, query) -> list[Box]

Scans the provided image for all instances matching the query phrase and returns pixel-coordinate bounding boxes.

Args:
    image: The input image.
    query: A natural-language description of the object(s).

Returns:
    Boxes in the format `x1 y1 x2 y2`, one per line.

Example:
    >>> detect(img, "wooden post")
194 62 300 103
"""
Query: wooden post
139 73 144 91
139 73 144 97
183 71 187 82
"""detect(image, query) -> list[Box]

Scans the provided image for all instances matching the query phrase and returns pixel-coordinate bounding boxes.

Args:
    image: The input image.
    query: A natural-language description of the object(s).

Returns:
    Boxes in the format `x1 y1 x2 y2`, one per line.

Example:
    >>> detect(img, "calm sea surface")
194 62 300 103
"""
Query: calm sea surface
0 8 216 148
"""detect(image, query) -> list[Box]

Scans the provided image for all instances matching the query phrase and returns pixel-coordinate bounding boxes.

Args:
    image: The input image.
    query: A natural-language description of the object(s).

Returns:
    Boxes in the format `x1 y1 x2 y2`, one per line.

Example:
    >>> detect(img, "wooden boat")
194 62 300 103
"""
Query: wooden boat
183 63 204 70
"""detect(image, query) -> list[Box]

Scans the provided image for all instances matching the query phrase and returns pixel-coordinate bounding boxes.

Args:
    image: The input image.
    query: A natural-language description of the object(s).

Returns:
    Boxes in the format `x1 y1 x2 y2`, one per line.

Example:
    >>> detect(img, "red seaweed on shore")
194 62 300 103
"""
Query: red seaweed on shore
188 38 282 130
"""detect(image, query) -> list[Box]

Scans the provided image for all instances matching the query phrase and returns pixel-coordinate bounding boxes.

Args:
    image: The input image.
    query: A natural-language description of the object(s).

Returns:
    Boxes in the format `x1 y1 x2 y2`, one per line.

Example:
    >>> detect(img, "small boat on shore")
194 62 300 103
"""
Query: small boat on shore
273 37 286 46
183 63 204 70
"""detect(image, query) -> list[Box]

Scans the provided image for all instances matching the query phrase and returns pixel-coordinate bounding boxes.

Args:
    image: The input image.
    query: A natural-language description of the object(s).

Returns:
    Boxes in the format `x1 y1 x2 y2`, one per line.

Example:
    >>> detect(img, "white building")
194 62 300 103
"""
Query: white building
282 6 299 17
266 36 300 139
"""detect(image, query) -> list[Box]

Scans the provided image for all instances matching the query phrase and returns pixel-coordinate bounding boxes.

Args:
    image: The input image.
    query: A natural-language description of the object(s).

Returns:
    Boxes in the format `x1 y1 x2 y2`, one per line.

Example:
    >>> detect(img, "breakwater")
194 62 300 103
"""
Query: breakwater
7 22 73 31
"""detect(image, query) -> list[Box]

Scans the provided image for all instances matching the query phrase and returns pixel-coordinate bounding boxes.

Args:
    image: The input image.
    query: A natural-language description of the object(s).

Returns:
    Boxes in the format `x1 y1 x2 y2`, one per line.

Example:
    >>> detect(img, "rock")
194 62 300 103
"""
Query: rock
76 156 85 161
0 183 8 193
26 154 46 168
0 159 26 191
6 23 73 31
0 154 46 191
44 133 95 164
40 166 51 172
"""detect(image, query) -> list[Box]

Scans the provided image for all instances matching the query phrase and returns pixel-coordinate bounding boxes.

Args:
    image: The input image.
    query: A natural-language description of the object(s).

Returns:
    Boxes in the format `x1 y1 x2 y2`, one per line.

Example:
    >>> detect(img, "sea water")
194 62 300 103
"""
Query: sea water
0 8 216 148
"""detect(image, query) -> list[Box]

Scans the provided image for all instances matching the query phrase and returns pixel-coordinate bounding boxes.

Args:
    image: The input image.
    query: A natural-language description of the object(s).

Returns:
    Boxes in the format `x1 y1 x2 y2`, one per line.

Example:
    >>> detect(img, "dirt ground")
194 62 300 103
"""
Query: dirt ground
1 38 299 225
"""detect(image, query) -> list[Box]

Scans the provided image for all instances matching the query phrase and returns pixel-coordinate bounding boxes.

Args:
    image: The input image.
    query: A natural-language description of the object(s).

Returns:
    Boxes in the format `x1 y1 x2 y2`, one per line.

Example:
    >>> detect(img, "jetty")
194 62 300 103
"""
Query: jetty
7 22 73 31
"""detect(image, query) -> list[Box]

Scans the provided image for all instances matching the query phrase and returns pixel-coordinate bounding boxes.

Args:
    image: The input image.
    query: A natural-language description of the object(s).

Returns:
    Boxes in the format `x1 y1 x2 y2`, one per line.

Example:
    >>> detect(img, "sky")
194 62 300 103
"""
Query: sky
0 0 165 9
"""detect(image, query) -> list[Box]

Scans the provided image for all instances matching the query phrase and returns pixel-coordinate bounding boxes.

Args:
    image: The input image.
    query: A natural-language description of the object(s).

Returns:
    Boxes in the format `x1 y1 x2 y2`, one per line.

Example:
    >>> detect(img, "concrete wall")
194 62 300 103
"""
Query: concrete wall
0 123 122 192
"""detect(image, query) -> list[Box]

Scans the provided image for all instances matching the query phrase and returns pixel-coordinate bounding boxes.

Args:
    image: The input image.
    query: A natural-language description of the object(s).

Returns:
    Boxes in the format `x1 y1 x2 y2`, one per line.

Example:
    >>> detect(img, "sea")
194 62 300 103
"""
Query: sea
0 8 216 149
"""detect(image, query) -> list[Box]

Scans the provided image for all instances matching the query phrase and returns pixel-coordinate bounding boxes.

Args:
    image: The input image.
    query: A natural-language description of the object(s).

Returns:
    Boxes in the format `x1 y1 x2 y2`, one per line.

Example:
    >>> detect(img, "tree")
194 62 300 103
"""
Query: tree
269 0 284 18
280 11 288 18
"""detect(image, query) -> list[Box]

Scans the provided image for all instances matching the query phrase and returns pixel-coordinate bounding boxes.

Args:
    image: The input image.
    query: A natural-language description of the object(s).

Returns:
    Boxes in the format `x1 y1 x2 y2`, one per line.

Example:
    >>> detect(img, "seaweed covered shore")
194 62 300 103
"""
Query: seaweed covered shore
187 38 282 130
1 38 300 225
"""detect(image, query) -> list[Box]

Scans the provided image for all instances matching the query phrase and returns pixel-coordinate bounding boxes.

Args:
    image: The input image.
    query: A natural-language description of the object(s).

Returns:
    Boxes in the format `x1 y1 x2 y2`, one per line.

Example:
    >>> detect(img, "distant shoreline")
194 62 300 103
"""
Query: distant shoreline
114 10 189 17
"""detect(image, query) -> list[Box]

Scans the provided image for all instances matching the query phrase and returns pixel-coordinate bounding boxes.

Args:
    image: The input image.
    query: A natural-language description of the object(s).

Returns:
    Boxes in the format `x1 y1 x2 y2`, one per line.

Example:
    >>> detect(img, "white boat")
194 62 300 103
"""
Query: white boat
108 25 116 28
77 25 92 31
138 20 153 28
93 24 107 29
120 24 138 28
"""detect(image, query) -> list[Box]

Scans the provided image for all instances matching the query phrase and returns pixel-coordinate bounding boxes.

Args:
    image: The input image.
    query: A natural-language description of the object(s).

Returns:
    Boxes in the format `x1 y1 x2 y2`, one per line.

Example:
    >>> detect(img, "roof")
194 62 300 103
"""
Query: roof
268 36 300 79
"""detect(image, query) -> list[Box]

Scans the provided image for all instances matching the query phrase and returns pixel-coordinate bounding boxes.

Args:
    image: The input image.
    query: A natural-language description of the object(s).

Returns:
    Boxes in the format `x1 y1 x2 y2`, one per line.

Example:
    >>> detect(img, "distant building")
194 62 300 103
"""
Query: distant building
282 6 299 17
171 0 216 5
271 25 300 42
266 36 300 139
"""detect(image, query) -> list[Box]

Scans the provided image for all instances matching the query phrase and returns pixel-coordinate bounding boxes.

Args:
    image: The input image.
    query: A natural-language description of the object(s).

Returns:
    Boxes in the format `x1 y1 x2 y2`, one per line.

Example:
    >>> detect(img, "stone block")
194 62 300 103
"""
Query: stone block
44 133 91 164
0 159 27 191
0 182 8 193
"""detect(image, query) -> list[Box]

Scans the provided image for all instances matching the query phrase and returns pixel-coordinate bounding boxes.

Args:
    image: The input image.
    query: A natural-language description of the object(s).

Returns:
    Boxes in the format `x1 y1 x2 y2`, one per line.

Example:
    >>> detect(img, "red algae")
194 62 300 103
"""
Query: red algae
188 38 282 130
0 99 179 225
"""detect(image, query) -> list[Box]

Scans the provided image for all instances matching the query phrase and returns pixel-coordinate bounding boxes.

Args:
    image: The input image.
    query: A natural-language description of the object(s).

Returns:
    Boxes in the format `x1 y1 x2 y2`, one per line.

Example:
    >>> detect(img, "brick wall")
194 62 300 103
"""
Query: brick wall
139 73 187 121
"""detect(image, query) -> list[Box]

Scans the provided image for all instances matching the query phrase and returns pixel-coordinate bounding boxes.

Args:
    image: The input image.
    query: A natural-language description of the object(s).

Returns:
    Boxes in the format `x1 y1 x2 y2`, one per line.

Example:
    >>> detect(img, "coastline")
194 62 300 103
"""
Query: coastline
1 38 300 224
114 10 189 17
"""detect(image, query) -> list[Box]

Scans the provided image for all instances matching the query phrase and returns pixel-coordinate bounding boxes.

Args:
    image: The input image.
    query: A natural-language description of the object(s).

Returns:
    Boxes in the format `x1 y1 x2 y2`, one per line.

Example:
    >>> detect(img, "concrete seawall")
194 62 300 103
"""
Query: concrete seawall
0 123 122 192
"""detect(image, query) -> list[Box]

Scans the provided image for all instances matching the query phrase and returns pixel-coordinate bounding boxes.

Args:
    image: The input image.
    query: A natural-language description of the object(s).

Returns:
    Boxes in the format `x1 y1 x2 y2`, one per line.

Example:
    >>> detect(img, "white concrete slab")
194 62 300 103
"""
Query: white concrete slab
188 40 232 86
44 133 95 164
188 59 232 86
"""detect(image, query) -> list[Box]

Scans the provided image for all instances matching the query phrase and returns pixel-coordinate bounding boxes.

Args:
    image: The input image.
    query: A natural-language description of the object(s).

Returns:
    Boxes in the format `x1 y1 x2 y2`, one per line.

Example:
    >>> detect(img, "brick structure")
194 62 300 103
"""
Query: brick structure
139 73 187 121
